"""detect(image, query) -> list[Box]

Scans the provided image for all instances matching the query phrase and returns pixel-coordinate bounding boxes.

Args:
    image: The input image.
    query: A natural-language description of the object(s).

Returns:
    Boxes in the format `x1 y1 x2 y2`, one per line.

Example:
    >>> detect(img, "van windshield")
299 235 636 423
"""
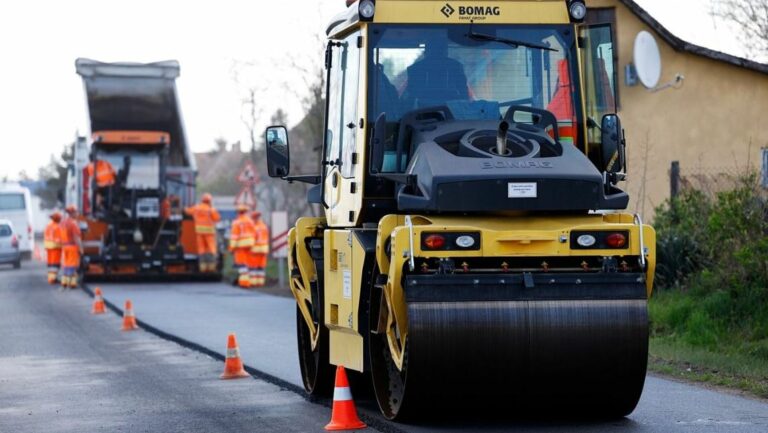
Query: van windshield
0 193 25 210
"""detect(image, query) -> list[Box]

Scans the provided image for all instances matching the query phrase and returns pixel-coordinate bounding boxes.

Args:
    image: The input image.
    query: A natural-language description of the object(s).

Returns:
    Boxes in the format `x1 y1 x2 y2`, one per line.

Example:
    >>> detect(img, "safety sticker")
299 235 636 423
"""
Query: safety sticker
342 270 352 299
508 182 537 198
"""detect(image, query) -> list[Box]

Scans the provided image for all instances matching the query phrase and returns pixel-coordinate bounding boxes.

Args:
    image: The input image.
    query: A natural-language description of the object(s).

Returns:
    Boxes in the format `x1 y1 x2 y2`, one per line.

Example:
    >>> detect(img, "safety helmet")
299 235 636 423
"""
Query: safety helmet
201 193 213 204
65 205 78 215
236 204 249 213
50 211 62 222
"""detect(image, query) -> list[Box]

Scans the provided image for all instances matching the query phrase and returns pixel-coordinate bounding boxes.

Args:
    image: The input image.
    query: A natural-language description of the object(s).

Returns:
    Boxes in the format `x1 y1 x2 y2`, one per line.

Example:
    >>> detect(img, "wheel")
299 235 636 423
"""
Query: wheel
13 259 21 269
369 324 412 420
368 267 414 421
296 305 334 397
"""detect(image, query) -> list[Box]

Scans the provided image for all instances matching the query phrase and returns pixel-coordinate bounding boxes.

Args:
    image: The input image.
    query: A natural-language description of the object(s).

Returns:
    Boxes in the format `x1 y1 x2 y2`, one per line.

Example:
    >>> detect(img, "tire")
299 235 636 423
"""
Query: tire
13 259 21 269
296 305 334 397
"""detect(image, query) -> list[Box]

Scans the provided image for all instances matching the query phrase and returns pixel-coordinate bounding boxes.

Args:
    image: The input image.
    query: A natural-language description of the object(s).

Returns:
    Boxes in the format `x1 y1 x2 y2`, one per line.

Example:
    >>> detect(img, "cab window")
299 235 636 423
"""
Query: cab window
325 30 361 179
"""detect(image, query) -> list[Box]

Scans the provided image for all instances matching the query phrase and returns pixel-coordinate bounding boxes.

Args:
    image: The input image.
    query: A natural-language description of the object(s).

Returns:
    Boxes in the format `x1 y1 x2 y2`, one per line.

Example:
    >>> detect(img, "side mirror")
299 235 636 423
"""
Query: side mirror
601 114 625 175
265 126 290 178
369 113 386 174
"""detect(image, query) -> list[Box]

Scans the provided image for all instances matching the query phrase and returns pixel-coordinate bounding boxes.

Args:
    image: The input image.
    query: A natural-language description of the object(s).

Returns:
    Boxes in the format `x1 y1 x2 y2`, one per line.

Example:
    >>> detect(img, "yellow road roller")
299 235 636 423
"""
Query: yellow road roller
265 0 656 420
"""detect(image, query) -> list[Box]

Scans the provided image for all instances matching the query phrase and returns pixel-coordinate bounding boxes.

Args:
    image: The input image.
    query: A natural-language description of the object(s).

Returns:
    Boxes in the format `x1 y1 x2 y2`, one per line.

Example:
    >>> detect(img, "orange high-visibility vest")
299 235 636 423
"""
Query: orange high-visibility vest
229 214 256 249
184 203 221 234
252 220 270 254
86 160 117 187
44 221 62 250
59 218 81 246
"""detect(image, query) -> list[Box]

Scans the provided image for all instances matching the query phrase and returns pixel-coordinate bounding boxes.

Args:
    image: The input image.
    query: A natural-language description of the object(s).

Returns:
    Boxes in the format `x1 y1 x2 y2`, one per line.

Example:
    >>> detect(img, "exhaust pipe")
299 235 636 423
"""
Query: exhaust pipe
496 121 509 155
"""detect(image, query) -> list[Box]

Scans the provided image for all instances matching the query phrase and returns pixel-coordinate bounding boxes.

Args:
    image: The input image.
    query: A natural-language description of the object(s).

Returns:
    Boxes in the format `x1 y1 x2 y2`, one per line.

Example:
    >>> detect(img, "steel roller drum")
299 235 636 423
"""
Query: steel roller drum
375 272 649 419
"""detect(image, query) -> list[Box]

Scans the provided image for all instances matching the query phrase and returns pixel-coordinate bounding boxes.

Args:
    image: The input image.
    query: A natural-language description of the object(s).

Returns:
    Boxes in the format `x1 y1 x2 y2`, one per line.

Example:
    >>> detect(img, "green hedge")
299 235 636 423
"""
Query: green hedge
650 174 768 360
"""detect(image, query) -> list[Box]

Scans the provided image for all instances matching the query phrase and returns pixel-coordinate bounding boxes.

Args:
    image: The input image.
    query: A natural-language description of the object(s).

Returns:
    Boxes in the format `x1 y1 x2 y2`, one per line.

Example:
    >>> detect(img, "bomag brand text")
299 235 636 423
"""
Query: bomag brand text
459 6 501 16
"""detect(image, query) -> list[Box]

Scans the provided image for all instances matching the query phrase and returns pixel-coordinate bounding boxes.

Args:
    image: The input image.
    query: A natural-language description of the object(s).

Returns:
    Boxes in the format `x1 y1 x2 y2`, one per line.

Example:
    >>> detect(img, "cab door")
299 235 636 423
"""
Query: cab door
323 30 361 227
579 24 618 159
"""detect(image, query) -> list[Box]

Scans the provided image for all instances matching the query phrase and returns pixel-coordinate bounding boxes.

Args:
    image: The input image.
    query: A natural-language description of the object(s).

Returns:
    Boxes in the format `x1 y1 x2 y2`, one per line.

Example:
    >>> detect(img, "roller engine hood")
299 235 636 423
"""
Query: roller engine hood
397 119 629 213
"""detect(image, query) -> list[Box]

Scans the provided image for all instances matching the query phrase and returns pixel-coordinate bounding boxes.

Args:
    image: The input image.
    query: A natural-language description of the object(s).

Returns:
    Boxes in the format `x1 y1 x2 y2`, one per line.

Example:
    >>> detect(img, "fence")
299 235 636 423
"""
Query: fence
669 157 767 199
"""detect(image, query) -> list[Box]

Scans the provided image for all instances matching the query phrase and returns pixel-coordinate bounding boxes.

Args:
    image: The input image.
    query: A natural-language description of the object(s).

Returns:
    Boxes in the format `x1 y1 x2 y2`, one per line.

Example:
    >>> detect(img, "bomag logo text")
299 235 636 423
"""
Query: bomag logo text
458 6 500 16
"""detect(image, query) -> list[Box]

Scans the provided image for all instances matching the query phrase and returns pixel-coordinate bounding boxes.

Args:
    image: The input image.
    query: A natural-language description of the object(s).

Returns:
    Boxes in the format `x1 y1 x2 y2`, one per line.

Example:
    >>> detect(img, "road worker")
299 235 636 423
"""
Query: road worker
59 205 82 289
85 158 117 188
229 204 256 288
85 158 117 213
184 193 221 273
249 211 270 287
43 211 63 285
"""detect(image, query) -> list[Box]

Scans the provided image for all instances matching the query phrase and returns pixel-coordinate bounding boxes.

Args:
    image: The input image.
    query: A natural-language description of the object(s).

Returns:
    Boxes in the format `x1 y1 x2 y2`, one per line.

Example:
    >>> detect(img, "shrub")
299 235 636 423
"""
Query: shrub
651 172 768 350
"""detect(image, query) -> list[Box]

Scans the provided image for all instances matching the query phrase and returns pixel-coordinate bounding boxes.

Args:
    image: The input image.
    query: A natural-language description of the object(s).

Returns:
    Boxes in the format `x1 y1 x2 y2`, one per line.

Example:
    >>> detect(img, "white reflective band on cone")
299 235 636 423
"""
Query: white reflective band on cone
125 310 134 317
226 348 240 358
333 386 353 401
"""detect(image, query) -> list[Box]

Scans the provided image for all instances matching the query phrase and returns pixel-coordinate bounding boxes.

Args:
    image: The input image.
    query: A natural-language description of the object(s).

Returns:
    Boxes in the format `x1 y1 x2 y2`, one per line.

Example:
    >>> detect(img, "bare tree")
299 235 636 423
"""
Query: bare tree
711 0 768 60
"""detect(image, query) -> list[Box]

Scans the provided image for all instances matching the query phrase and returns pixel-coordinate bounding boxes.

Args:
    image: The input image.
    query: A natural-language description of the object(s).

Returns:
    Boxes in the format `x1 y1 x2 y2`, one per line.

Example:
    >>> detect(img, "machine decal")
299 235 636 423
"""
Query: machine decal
507 183 537 198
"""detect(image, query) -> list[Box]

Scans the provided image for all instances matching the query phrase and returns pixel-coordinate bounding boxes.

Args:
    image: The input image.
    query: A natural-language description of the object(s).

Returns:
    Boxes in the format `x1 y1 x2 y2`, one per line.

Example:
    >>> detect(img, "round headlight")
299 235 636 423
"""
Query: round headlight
576 234 596 247
359 0 375 19
455 235 475 248
569 1 587 21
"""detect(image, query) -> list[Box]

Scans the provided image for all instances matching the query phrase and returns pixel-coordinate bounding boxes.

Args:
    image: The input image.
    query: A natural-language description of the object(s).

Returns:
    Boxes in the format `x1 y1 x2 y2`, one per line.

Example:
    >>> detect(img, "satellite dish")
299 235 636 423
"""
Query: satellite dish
633 31 662 89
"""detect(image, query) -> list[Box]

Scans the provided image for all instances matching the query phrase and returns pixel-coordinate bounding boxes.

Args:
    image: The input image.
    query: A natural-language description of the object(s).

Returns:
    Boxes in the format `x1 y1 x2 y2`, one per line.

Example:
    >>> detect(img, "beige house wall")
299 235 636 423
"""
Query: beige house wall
588 0 768 218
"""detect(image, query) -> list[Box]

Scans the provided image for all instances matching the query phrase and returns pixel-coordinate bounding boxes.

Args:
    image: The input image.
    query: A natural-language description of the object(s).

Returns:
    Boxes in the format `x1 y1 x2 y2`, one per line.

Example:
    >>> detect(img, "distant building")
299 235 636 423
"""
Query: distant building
587 0 768 216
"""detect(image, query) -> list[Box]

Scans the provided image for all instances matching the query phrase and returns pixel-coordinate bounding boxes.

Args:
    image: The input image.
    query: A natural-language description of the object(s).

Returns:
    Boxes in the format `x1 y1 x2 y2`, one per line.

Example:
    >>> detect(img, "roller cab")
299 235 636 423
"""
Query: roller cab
265 0 656 421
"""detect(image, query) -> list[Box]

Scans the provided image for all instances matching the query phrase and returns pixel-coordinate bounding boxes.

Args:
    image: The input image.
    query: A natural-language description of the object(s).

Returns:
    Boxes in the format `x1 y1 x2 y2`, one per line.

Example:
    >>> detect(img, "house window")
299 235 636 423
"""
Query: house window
762 148 768 188
586 8 620 109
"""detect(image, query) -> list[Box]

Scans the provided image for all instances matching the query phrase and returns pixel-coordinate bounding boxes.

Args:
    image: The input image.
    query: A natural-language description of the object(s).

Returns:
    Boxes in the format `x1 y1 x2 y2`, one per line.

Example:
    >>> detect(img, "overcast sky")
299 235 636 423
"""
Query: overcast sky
0 0 747 179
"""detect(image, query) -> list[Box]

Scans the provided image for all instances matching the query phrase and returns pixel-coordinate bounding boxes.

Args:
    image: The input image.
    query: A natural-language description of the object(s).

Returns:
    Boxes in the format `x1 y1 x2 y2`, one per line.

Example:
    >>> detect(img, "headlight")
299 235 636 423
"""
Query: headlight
568 0 587 21
576 234 596 247
455 235 476 248
359 0 375 21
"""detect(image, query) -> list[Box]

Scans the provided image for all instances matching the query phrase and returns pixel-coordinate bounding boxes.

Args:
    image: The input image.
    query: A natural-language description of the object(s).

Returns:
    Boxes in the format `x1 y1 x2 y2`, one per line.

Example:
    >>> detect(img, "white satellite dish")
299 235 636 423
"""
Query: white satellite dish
633 31 662 89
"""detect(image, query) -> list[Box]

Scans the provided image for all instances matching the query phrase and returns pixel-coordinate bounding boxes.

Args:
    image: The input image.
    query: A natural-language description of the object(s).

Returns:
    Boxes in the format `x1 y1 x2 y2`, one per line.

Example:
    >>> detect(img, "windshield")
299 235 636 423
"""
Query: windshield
0 193 25 211
96 150 161 190
369 24 579 171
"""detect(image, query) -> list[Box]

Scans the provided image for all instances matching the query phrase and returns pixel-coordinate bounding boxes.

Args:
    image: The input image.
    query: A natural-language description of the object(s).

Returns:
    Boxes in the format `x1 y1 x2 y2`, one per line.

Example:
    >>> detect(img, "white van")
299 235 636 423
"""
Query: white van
0 184 35 259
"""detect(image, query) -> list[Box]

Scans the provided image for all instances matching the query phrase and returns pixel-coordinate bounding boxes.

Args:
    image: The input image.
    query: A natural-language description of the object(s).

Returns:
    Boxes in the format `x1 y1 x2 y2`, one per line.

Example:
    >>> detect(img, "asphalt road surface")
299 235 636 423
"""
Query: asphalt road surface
0 265 356 433
3 263 768 433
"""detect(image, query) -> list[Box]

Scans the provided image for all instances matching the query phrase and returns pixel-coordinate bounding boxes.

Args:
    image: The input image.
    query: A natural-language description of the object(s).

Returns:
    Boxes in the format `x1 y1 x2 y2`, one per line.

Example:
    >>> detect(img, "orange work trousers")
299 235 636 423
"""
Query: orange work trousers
61 245 81 271
233 248 250 267
46 249 62 267
247 252 267 269
195 234 217 255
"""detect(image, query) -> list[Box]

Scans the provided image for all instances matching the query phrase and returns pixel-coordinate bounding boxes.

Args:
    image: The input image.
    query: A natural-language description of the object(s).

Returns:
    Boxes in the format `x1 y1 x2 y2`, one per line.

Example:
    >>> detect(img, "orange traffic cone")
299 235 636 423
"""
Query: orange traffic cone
325 365 366 431
220 333 250 379
121 300 139 331
92 287 106 314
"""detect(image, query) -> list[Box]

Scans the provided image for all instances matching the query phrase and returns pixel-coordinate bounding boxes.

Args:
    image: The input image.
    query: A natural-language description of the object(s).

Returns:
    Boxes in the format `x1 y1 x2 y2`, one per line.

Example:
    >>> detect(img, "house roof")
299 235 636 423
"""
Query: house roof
617 0 768 75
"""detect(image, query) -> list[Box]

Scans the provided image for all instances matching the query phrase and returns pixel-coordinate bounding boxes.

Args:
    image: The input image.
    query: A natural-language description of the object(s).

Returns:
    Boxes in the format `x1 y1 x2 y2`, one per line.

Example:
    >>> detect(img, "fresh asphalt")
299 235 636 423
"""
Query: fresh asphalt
0 264 360 433
96 277 768 433
3 262 768 432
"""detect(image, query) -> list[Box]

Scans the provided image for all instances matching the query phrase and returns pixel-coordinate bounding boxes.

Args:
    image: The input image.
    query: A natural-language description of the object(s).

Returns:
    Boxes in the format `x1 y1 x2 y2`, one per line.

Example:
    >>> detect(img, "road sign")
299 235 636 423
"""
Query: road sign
234 188 256 208
236 161 260 184
271 211 289 259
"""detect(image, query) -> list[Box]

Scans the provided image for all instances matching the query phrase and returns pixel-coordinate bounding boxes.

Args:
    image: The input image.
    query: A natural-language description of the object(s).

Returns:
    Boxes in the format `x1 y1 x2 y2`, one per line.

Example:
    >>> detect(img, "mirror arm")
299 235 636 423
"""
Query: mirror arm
284 175 321 185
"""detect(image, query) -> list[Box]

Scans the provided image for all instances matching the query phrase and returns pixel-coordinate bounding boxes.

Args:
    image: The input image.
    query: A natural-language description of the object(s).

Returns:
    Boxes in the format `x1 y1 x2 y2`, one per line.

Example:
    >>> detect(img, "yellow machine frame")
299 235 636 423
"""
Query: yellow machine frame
286 0 656 374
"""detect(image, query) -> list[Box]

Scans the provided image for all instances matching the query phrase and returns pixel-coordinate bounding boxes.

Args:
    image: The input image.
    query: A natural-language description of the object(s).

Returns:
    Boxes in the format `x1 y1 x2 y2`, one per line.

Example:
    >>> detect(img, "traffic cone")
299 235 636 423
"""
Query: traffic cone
121 300 139 331
325 365 366 431
92 287 106 314
220 333 250 379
